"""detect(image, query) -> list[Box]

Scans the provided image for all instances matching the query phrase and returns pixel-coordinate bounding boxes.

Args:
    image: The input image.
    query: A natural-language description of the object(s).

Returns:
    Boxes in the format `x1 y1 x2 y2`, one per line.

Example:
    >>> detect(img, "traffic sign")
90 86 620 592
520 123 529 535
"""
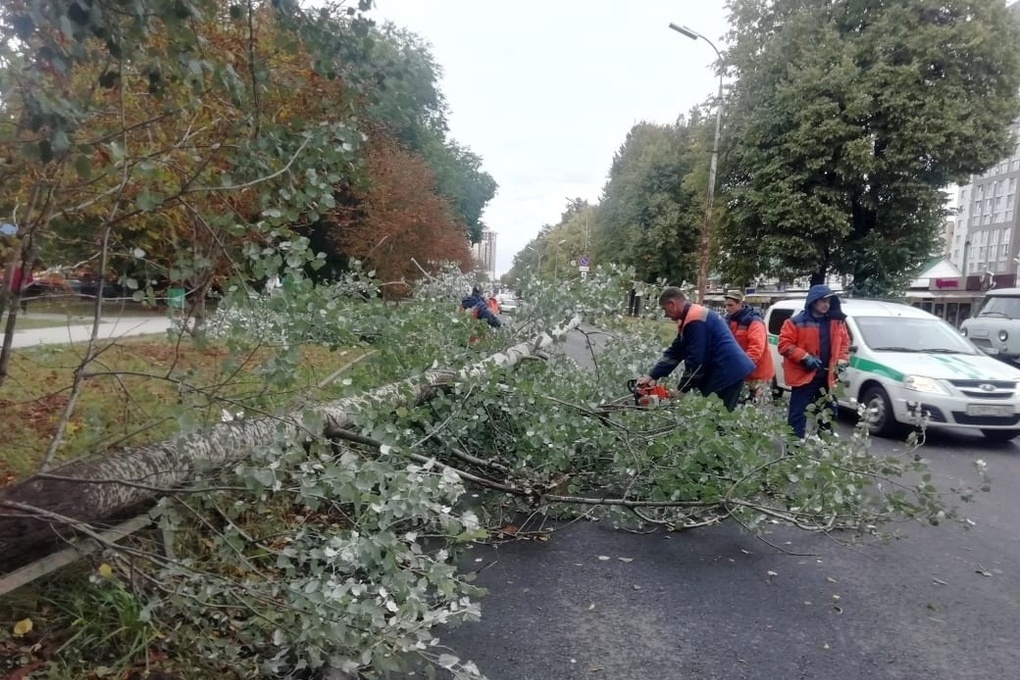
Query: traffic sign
579 255 591 267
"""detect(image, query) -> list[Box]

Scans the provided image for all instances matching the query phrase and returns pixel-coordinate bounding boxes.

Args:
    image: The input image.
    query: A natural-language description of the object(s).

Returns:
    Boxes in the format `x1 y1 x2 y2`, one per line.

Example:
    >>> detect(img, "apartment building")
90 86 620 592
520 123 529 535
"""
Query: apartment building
950 131 1020 277
950 2 1020 277
472 229 497 280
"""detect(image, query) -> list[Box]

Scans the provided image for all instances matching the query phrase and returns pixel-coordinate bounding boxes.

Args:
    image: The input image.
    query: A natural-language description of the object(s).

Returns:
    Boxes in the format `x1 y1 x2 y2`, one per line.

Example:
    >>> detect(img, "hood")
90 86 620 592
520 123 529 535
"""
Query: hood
461 294 484 308
866 350 1020 382
730 304 763 325
805 284 844 320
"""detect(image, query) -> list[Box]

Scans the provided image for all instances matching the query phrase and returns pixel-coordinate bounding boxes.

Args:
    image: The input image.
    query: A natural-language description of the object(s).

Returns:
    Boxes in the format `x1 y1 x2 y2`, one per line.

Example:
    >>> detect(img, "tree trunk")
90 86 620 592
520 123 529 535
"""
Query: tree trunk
0 316 580 574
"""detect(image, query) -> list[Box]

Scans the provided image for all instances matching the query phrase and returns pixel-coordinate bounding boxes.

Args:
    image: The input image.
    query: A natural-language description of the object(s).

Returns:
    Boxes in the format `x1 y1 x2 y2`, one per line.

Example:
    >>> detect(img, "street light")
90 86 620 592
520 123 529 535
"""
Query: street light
524 243 544 276
669 22 723 304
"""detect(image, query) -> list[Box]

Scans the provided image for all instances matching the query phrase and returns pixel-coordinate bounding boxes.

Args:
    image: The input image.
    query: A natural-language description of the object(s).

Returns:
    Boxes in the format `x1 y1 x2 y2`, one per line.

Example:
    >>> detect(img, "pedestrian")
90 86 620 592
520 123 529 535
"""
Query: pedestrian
459 286 502 329
777 284 850 439
486 291 501 317
636 286 754 411
723 290 774 402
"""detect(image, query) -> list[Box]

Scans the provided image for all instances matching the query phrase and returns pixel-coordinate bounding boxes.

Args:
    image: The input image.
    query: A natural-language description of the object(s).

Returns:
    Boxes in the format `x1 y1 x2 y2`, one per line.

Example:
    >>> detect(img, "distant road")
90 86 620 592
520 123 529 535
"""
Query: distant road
4 316 173 348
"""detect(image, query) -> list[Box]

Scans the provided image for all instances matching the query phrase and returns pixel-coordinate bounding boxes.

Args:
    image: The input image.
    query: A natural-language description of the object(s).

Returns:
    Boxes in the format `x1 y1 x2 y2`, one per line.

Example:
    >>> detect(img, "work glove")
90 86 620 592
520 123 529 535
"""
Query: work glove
801 355 824 371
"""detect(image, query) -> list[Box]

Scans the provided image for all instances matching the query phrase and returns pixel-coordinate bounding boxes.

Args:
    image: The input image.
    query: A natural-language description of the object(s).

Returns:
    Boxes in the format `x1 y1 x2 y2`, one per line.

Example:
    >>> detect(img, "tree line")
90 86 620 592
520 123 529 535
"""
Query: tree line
508 0 1020 296
0 0 497 323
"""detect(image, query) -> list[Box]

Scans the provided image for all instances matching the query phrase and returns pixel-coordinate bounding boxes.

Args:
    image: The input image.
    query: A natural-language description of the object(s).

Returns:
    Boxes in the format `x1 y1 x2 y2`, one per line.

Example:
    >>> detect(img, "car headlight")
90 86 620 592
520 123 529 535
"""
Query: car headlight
961 327 968 337
903 375 950 396
1000 329 1009 342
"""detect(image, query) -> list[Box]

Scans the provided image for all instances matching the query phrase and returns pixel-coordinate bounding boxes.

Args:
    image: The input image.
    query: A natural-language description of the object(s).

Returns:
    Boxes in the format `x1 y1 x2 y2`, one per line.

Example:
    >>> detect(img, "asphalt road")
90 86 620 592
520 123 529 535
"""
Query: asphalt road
434 327 1020 680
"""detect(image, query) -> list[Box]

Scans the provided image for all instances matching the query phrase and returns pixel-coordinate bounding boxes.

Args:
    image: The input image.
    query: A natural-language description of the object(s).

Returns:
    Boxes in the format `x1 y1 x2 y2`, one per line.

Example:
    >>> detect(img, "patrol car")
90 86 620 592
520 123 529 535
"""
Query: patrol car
764 298 1020 441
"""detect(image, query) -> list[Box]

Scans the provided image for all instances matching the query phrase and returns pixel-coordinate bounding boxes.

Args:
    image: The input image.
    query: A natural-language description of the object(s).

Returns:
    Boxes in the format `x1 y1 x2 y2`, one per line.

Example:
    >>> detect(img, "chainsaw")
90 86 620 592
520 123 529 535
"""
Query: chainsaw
626 379 673 408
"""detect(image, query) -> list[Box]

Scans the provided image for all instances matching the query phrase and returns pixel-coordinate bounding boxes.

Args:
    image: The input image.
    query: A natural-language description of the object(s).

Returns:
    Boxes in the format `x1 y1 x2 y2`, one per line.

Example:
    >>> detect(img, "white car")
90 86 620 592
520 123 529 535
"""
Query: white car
497 293 519 313
764 298 1020 441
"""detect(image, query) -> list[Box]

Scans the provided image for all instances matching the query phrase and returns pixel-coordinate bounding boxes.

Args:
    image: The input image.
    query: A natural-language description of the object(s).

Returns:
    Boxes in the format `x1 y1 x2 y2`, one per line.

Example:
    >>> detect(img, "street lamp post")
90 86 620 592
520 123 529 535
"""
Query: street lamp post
669 22 723 304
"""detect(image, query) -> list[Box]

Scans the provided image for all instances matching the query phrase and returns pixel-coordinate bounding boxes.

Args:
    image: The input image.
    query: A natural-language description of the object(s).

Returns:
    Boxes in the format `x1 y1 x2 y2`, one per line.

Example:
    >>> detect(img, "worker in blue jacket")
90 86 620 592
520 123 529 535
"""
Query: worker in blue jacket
459 286 502 328
636 286 754 411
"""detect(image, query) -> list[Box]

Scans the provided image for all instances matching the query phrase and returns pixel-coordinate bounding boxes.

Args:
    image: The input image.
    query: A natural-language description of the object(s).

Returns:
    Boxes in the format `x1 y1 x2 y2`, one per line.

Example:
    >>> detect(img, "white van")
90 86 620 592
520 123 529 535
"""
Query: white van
960 287 1020 365
764 298 1020 441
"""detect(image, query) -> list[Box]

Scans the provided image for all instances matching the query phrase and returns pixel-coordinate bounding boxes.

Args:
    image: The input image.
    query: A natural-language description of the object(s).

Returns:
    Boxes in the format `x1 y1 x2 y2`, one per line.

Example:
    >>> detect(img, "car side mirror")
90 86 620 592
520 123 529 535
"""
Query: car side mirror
849 345 858 354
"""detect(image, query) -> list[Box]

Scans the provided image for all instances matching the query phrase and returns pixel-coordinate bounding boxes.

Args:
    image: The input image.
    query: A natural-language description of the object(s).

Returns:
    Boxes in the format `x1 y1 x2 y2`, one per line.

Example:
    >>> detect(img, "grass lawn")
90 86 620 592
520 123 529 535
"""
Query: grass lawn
0 337 358 485
23 296 170 319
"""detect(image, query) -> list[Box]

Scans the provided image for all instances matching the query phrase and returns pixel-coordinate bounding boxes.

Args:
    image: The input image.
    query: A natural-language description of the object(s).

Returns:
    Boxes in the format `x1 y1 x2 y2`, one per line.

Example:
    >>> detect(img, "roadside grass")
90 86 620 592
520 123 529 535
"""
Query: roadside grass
22 296 172 320
0 336 359 485
0 335 369 679
622 315 677 345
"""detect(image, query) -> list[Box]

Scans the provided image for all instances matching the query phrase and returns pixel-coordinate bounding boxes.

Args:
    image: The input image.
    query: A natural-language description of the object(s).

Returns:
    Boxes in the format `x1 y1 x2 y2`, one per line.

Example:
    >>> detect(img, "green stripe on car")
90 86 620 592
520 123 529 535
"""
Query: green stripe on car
849 356 904 382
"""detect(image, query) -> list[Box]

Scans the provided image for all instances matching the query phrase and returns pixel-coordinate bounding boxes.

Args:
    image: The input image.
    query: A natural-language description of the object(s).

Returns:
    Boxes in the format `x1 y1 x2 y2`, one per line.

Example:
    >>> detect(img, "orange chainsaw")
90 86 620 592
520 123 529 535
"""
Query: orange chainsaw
627 379 673 408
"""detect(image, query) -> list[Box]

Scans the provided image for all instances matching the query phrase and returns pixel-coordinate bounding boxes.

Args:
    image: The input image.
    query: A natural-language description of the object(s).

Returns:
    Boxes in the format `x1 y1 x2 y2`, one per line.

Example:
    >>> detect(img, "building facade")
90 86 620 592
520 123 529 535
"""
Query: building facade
472 229 497 280
950 2 1020 278
950 127 1020 278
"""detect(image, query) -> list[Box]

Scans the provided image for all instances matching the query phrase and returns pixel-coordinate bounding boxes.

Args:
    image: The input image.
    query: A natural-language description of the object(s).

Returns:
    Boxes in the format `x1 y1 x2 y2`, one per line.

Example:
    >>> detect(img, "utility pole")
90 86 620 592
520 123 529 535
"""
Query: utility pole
669 22 723 304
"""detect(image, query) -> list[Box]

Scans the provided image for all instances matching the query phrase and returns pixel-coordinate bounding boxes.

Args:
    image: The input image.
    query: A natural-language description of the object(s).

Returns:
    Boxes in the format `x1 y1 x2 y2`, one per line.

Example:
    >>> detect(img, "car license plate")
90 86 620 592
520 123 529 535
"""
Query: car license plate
965 404 1014 417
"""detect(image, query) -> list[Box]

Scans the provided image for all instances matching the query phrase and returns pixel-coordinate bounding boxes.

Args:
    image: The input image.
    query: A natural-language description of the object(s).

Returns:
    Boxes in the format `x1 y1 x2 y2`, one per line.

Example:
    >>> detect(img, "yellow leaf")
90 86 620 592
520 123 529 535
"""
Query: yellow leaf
98 563 113 577
13 618 33 636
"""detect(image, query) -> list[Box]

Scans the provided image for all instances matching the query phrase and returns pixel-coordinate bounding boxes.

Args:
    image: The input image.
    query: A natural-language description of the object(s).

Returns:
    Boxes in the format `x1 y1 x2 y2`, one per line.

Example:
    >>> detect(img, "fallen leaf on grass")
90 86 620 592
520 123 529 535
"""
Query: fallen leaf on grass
97 562 113 577
12 618 33 637
7 660 45 680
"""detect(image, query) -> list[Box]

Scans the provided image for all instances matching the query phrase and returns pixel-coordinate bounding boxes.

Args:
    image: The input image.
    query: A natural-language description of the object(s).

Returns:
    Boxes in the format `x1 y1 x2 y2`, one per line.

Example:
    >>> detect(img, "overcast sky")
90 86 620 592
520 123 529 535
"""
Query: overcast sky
369 1 731 275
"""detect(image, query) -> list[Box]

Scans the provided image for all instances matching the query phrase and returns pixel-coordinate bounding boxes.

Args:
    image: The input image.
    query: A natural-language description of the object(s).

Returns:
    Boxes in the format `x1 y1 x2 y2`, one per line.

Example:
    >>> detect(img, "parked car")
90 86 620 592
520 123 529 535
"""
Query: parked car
960 287 1020 365
497 292 519 313
765 298 1020 441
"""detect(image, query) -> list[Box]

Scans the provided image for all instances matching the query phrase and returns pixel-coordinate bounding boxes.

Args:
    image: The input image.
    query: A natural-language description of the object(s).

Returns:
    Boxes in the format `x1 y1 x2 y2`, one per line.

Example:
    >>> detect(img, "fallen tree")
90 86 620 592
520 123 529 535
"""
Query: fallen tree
0 267 990 680
0 315 581 574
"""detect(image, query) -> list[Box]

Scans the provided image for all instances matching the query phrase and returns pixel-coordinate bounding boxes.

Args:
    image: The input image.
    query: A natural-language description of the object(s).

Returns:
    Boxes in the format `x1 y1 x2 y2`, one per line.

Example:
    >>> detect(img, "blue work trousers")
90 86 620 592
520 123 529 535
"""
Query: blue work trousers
788 373 837 438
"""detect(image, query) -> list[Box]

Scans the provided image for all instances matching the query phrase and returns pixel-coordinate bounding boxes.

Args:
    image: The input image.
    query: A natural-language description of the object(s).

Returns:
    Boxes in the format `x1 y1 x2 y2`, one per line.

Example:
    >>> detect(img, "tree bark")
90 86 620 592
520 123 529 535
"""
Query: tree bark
0 316 580 574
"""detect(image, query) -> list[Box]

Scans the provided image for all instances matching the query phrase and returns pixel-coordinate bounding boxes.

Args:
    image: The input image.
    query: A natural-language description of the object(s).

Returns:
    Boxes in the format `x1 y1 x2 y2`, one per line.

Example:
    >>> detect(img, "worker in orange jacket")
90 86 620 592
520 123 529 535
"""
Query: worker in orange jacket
723 290 774 402
778 285 850 438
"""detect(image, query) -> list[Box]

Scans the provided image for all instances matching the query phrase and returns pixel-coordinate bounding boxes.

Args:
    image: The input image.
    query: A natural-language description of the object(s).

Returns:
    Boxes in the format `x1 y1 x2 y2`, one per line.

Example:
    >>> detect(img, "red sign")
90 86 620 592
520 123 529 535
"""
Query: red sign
931 277 962 290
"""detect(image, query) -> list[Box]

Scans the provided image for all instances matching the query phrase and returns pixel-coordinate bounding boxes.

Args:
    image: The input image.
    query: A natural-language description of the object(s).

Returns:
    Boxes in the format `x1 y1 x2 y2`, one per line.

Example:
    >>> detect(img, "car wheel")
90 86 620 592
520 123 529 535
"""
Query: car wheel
860 385 903 438
980 429 1020 443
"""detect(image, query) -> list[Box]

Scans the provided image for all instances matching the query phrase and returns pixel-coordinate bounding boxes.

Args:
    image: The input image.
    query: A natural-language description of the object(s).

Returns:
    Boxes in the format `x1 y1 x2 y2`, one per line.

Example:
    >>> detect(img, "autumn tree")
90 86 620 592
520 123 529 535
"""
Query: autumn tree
320 130 474 288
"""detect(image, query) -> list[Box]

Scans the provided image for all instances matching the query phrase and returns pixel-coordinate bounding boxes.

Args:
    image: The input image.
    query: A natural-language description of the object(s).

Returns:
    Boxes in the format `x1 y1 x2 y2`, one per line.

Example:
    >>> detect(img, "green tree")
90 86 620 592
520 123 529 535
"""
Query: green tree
591 117 709 284
720 0 1020 294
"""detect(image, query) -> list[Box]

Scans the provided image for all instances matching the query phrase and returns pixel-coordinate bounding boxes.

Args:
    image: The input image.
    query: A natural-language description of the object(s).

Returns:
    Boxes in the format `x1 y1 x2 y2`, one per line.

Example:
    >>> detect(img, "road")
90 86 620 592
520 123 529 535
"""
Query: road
435 327 1020 680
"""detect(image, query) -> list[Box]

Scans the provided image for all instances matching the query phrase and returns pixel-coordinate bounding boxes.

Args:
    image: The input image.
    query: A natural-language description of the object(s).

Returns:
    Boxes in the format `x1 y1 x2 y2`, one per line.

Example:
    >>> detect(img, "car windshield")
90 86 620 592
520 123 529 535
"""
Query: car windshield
977 295 1020 319
854 316 977 354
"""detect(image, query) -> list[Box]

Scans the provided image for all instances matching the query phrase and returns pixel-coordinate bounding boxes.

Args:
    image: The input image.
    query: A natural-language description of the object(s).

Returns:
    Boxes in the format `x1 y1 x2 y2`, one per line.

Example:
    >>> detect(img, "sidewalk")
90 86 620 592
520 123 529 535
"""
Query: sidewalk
2 316 174 348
